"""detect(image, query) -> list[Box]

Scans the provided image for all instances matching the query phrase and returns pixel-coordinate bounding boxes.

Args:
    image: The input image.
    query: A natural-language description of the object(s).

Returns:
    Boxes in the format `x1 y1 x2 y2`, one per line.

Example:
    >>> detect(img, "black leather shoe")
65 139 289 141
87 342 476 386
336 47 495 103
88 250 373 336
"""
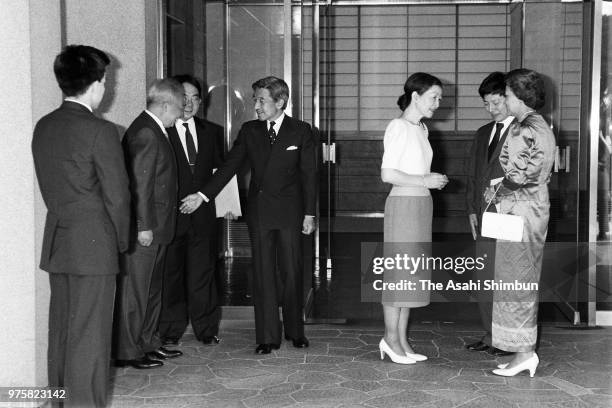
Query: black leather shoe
285 336 309 348
255 343 280 354
115 356 163 369
488 347 514 357
146 346 183 360
201 335 220 345
162 337 179 346
466 341 489 351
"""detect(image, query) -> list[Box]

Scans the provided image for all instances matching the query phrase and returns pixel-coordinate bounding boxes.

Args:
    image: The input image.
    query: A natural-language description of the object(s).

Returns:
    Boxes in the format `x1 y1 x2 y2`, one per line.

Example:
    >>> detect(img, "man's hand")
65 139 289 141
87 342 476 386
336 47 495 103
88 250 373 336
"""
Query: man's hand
224 211 238 220
138 230 153 247
302 216 315 235
180 193 204 214
468 213 478 241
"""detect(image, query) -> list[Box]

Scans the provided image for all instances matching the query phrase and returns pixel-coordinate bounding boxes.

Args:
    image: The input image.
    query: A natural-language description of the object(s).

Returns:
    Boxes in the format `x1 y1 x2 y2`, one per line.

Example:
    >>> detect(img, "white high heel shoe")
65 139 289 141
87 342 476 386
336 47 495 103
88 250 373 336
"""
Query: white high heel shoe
379 339 416 364
497 363 509 369
492 354 539 377
405 351 427 362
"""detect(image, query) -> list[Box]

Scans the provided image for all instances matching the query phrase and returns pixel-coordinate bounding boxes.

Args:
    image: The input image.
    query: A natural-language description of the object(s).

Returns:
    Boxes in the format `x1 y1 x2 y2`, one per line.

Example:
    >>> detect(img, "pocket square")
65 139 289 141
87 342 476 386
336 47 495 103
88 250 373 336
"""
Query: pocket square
286 145 298 151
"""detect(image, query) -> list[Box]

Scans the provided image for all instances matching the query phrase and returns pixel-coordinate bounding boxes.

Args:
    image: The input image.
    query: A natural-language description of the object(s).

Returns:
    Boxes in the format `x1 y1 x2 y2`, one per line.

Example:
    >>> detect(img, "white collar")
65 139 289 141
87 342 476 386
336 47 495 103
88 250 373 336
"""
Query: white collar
176 117 195 128
144 110 168 135
268 112 285 129
64 98 93 112
498 116 515 127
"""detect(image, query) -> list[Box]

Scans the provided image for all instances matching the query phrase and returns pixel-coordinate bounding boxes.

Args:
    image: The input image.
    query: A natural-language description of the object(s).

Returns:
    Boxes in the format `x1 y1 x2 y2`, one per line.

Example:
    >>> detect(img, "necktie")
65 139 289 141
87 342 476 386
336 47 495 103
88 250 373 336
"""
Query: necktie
268 121 277 145
183 123 197 171
488 122 503 160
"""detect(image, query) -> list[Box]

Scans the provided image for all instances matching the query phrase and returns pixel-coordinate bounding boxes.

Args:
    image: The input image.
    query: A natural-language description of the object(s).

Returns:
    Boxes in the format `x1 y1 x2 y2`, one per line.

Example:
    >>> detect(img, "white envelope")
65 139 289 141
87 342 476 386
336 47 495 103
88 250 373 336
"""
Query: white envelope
212 170 242 218
286 145 298 150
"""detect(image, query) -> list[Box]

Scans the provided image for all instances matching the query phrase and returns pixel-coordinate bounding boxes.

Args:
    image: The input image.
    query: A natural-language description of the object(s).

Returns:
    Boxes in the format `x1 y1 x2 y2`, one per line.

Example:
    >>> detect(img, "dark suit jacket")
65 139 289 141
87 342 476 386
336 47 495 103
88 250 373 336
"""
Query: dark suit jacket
169 117 224 237
32 101 131 275
201 115 317 229
466 120 511 219
123 111 178 245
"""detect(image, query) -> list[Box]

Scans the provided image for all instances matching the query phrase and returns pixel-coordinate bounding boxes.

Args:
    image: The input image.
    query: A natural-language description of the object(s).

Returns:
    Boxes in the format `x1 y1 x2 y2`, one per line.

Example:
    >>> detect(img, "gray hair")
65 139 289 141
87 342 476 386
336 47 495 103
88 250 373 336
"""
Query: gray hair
146 78 184 108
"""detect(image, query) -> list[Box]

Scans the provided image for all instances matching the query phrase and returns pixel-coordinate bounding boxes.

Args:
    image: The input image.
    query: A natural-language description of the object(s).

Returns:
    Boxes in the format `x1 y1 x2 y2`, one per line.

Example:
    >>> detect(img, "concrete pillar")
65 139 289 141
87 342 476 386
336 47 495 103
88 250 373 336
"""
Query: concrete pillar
0 0 61 386
63 0 160 129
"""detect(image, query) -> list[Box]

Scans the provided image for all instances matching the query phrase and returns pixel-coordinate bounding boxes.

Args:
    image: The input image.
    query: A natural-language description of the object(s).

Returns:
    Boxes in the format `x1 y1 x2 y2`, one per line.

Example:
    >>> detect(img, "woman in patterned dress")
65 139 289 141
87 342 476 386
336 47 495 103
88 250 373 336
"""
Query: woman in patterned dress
486 69 556 377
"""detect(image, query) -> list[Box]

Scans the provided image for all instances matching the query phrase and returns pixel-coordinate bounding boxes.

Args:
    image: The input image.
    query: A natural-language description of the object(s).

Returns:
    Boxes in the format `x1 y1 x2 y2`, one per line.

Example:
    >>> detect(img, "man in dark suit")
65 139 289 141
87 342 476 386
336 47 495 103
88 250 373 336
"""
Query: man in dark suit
114 79 185 369
158 75 224 346
32 45 130 407
465 72 514 357
181 76 317 354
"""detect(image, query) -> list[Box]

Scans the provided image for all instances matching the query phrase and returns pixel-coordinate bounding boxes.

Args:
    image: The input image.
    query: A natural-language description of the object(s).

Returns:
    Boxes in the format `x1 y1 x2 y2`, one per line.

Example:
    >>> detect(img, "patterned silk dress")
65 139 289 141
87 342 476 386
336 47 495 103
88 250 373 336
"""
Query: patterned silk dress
491 111 556 352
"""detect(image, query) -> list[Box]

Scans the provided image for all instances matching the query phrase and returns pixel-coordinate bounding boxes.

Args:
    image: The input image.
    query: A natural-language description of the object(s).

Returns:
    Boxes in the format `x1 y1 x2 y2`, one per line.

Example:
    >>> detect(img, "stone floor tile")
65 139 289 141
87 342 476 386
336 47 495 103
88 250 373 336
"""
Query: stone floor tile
222 373 287 389
423 389 481 405
388 365 459 383
205 388 258 401
291 387 369 404
260 357 304 366
306 329 342 337
314 337 366 348
336 366 386 381
132 381 223 398
292 363 343 372
305 355 353 364
288 370 345 384
110 374 150 390
208 358 262 369
578 394 612 407
364 389 441 408
243 394 296 408
212 367 271 379
341 380 382 392
108 396 146 407
170 365 215 380
454 394 517 408
262 383 303 395
553 370 612 389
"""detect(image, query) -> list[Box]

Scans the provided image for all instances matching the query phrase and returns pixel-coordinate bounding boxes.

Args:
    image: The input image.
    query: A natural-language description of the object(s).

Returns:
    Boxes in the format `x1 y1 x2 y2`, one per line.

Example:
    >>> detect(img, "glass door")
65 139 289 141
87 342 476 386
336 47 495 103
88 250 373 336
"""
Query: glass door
306 0 595 323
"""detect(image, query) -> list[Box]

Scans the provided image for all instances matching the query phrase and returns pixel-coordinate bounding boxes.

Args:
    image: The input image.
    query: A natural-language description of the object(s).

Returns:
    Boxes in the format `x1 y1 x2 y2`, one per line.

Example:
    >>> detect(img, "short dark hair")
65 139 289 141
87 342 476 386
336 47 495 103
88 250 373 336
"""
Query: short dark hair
397 72 442 111
478 72 506 99
505 68 546 110
146 78 184 109
252 76 289 110
173 74 202 96
53 45 110 96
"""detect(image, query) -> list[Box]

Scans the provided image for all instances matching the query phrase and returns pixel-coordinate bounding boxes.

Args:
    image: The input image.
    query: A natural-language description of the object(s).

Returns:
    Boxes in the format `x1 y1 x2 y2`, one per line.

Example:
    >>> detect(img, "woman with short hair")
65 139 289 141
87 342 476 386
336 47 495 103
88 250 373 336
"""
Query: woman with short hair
486 68 556 377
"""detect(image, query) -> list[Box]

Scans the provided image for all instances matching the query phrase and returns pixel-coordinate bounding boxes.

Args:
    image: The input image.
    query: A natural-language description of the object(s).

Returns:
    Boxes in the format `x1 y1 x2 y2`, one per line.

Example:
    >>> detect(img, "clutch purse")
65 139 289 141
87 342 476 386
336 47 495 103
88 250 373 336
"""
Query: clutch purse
481 183 524 242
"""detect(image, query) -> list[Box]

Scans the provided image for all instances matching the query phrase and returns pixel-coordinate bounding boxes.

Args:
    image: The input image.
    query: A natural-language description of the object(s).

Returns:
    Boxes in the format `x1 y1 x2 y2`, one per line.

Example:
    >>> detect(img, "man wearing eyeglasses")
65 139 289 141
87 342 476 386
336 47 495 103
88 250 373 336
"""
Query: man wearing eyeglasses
158 75 225 346
465 72 514 357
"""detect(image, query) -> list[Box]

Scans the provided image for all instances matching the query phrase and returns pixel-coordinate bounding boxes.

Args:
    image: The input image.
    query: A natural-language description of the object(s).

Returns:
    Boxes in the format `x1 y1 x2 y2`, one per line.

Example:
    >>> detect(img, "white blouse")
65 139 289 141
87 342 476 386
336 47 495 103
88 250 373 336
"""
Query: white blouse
381 118 432 196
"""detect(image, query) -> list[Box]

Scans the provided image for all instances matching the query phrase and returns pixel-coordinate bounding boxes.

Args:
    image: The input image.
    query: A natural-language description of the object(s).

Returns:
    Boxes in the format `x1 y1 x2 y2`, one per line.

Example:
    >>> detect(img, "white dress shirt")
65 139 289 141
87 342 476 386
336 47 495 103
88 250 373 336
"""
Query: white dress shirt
489 116 515 145
64 98 93 112
175 117 199 160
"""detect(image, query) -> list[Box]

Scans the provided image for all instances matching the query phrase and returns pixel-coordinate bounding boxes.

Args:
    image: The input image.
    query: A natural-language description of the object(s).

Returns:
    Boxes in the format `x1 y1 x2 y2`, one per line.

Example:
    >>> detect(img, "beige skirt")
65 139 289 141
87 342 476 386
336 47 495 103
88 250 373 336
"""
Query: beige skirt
382 195 432 308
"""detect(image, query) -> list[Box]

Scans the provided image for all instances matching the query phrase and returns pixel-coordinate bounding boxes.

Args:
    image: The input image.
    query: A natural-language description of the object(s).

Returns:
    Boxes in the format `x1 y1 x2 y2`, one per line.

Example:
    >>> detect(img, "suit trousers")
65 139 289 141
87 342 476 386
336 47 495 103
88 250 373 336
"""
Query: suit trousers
159 225 220 340
48 273 115 408
474 236 495 346
249 224 304 344
114 244 166 360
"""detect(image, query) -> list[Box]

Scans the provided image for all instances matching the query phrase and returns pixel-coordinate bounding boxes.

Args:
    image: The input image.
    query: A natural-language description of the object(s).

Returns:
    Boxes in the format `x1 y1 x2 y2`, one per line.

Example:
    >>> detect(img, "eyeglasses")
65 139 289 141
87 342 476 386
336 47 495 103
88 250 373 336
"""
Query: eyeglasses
184 95 201 103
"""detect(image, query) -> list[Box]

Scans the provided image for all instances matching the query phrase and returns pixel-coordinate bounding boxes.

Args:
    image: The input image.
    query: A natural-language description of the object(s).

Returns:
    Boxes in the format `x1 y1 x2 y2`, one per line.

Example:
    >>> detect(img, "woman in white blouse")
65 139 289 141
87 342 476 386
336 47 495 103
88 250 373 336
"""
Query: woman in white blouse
379 73 448 364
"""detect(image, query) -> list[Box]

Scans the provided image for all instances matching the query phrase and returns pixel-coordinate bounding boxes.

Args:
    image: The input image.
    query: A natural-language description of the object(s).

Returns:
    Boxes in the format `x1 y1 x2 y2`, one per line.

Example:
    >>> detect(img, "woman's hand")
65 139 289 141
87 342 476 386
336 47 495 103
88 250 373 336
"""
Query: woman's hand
424 173 448 190
483 186 496 203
